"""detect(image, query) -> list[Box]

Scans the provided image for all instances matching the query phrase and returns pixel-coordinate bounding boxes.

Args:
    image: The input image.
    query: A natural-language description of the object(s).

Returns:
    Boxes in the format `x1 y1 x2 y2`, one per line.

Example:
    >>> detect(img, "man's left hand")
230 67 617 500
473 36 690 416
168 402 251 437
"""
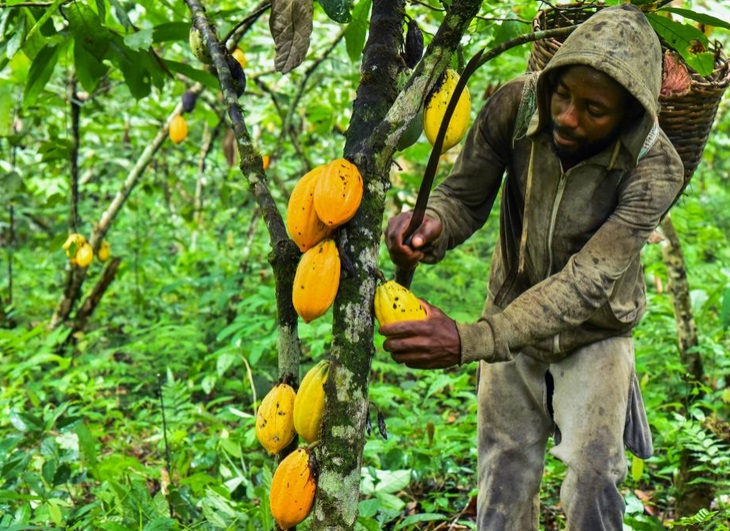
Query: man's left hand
379 300 461 369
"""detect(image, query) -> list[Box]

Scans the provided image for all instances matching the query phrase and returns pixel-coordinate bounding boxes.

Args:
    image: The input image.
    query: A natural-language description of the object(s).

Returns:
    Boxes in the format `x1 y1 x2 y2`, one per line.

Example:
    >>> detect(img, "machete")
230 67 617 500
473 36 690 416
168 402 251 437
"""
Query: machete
394 25 576 289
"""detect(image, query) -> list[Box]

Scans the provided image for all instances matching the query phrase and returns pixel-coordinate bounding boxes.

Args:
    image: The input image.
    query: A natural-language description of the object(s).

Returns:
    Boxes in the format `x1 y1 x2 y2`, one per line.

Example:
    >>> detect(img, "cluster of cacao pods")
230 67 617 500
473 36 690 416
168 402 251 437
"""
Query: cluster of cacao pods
256 360 330 529
62 233 111 268
287 158 363 323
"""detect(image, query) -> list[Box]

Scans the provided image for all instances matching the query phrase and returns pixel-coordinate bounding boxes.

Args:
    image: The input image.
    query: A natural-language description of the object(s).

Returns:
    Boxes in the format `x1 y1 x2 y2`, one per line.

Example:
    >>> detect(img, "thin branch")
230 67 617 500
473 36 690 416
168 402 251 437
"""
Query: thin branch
0 1 72 7
184 0 302 385
73 257 122 332
69 76 81 231
223 1 271 46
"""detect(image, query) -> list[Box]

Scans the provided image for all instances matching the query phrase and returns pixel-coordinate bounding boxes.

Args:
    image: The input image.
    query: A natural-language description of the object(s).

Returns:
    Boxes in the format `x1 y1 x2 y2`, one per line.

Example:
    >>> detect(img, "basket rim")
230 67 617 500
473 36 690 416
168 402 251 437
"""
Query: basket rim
531 2 730 88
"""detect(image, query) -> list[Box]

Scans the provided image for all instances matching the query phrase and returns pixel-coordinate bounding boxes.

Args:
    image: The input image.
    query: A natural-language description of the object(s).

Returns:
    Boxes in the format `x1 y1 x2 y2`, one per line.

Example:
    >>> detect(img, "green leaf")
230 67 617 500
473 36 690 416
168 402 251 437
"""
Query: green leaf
73 39 109 93
22 44 60 108
646 14 714 77
108 37 154 99
25 0 66 45
394 513 448 529
661 7 730 31
5 10 26 60
631 456 644 482
163 59 219 90
345 0 370 63
65 2 113 61
124 28 154 51
319 0 353 23
152 22 191 43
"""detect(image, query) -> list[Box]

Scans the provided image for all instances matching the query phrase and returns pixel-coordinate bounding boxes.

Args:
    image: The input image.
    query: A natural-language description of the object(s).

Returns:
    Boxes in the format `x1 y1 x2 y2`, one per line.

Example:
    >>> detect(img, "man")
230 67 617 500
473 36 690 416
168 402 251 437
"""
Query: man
380 4 685 530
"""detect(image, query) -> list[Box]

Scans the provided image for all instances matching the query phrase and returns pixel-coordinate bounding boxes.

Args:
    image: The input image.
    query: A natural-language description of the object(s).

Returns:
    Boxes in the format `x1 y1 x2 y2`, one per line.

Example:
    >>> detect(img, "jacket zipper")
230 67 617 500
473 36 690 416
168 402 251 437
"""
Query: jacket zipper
545 168 568 277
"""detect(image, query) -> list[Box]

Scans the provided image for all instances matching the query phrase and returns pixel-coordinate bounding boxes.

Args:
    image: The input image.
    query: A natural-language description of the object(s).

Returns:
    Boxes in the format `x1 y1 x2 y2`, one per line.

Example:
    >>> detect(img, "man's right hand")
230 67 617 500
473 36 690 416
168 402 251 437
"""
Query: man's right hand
384 211 443 270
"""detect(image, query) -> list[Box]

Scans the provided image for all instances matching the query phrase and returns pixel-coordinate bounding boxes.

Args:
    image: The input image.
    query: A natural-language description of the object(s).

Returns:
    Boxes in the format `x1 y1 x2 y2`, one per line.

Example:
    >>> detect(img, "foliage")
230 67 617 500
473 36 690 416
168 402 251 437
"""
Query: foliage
1 0 730 529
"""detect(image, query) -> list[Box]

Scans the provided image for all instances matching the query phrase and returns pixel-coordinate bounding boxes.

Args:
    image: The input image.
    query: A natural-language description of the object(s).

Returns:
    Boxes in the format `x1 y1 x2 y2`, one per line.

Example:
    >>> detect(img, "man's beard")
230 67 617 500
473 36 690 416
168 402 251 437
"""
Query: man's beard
551 126 618 167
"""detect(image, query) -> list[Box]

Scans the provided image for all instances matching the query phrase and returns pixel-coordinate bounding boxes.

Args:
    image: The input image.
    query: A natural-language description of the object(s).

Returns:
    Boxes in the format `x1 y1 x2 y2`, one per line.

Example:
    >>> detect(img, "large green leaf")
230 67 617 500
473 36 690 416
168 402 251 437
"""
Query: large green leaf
73 39 109 93
661 7 730 31
65 2 113 61
319 0 354 23
163 59 219 90
344 0 371 64
646 14 715 77
22 43 60 108
152 22 191 43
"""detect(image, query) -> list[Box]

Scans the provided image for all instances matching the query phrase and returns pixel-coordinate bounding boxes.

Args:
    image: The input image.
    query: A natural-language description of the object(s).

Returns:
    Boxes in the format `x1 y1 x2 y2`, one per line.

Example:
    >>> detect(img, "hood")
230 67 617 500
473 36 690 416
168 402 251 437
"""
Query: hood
533 4 662 151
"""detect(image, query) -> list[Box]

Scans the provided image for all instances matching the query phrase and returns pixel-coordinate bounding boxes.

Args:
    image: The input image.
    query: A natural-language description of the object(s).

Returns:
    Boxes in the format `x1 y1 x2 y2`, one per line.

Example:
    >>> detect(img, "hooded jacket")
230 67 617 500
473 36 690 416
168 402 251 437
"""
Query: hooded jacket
423 4 685 363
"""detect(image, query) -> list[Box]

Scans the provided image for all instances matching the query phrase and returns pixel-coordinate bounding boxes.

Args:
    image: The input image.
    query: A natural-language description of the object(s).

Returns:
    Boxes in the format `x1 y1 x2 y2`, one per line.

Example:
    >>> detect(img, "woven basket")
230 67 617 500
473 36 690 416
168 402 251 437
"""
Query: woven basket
528 3 730 184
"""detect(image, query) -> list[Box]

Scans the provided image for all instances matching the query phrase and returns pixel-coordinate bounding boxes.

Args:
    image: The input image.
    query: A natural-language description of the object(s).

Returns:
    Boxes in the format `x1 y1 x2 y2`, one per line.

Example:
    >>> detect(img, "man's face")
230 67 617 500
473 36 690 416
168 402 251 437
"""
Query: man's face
549 65 633 166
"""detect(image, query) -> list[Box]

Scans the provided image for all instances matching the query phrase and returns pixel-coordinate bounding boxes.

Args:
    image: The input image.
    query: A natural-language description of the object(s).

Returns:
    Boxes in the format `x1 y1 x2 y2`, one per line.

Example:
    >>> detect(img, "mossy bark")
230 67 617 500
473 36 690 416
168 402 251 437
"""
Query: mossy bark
314 0 481 528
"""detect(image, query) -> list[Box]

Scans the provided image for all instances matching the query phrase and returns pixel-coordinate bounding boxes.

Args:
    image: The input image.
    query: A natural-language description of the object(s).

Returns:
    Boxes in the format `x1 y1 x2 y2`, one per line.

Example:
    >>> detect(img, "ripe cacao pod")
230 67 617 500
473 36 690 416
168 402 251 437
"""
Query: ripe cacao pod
270 446 318 530
256 382 297 455
293 360 330 443
423 68 471 153
97 240 111 263
287 166 332 253
169 114 188 144
63 233 86 263
292 239 340 323
374 280 427 326
232 47 247 68
75 243 94 268
313 158 363 227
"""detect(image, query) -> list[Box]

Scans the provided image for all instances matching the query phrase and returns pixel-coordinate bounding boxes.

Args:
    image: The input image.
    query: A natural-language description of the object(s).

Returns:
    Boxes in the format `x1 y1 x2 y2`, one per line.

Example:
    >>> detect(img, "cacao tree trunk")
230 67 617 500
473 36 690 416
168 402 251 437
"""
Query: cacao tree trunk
314 0 482 527
659 214 714 517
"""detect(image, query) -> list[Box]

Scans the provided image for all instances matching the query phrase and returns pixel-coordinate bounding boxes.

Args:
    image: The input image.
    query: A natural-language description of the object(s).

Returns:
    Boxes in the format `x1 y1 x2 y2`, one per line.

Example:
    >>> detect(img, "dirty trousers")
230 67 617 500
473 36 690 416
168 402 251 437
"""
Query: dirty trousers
475 336 651 531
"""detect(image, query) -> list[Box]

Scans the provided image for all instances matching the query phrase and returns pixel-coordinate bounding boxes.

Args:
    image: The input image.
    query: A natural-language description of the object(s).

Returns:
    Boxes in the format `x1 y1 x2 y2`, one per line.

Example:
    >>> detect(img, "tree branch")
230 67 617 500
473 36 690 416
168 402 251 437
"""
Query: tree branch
184 0 302 383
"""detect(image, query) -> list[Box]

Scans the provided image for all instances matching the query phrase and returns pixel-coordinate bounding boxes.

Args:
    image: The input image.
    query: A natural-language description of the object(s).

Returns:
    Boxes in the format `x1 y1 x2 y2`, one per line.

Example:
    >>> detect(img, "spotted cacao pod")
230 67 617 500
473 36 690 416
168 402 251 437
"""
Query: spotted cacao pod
256 382 297 455
286 166 332 252
374 280 427 326
270 446 318 530
292 239 340 323
293 359 330 444
423 68 471 153
313 158 363 227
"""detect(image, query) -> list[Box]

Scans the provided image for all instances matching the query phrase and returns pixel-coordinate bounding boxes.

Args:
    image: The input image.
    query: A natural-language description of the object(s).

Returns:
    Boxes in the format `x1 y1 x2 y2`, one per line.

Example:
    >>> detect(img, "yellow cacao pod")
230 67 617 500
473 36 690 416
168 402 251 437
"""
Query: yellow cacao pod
169 114 188 144
256 382 297 456
423 68 471 153
292 239 340 323
270 446 317 530
286 166 332 252
63 233 86 263
97 240 111 263
313 158 363 227
75 243 94 268
293 359 330 444
374 280 427 326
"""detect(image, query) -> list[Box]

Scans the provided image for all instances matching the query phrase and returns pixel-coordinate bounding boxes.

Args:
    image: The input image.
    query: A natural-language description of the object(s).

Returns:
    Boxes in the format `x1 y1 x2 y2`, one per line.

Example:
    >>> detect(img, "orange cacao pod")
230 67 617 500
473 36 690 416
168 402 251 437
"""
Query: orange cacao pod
313 158 363 227
169 114 188 144
270 446 318 529
287 166 332 252
292 239 340 323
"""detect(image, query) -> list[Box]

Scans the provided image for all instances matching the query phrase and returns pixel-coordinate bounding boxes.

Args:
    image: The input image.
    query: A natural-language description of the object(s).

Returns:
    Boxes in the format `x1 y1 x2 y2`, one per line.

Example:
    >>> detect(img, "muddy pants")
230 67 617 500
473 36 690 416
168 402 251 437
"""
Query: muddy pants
475 336 652 531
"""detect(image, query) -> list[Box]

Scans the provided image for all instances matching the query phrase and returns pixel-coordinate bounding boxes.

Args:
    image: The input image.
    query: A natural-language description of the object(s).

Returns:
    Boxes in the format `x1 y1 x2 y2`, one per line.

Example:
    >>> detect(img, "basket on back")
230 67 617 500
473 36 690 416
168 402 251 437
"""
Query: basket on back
528 3 730 186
